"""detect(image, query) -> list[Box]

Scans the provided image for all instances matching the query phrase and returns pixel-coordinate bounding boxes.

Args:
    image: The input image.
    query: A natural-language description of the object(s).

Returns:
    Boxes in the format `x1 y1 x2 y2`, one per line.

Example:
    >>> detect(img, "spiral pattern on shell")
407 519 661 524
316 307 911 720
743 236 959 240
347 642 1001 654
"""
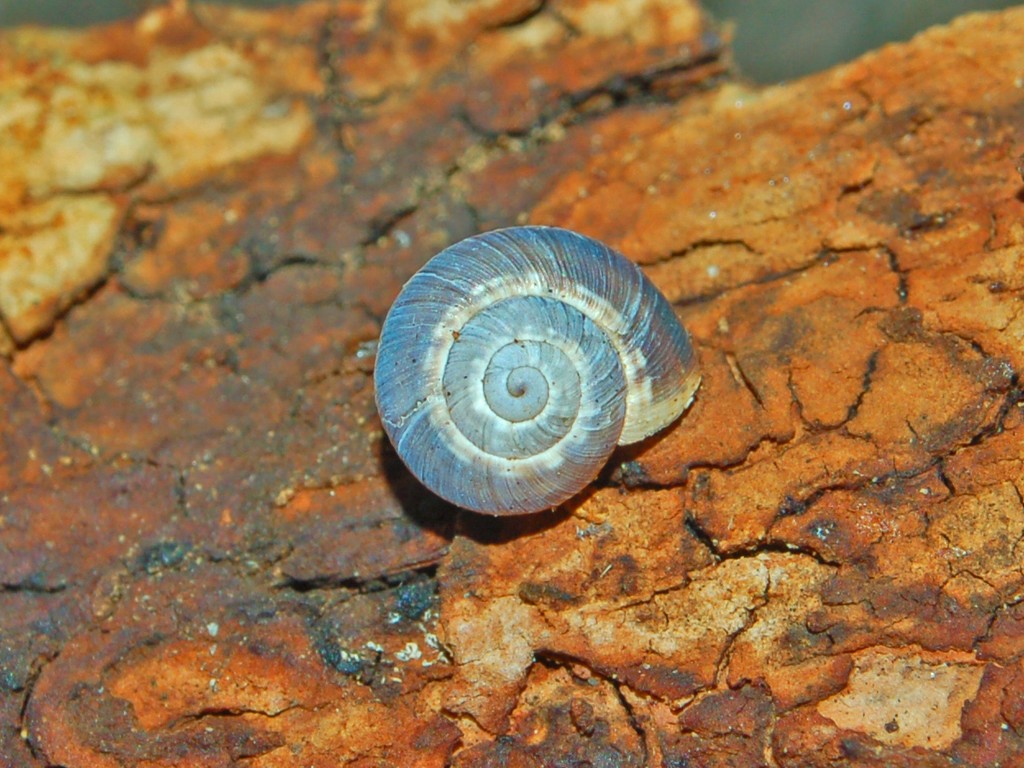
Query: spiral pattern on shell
374 226 700 515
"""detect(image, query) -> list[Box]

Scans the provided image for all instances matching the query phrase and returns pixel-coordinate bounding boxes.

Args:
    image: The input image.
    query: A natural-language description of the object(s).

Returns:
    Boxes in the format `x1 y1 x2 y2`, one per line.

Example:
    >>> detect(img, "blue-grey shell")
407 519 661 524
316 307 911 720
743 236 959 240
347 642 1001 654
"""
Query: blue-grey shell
373 226 700 515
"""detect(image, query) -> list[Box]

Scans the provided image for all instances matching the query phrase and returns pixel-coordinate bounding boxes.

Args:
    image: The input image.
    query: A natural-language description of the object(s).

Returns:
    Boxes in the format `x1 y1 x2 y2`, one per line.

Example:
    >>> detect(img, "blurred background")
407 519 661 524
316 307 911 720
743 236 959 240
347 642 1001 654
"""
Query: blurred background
0 0 1019 82
702 0 1021 81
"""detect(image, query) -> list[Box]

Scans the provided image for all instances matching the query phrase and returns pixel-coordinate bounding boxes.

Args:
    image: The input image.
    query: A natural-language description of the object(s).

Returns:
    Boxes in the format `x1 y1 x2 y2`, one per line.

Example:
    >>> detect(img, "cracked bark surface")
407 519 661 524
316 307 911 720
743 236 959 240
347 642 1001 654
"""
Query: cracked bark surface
1 1 1023 765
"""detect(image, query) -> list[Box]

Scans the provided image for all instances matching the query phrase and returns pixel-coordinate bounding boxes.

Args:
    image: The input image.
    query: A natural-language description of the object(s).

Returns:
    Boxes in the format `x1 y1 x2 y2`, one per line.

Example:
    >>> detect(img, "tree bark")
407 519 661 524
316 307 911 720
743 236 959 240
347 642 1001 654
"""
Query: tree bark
1 1 1022 765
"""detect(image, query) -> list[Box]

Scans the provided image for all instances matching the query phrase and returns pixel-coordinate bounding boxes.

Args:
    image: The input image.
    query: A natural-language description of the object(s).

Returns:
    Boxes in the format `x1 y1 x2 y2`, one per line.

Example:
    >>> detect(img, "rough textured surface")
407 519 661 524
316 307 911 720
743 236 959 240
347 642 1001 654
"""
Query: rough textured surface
1 1 1022 765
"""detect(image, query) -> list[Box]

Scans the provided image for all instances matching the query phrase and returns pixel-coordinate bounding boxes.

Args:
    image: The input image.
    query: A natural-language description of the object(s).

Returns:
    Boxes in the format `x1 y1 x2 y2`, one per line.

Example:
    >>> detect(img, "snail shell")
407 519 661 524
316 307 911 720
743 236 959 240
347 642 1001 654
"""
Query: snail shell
373 226 700 515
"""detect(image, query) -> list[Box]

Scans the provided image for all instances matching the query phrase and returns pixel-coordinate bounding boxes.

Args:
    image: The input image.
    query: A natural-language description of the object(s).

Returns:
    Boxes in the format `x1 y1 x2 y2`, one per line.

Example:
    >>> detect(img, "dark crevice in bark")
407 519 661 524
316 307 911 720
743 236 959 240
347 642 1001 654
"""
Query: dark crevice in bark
651 238 759 267
246 252 324 285
481 0 550 33
276 563 439 595
456 27 726 141
0 581 68 595
971 376 1022 443
935 457 957 496
838 174 875 199
609 676 652 765
358 205 419 248
842 348 880 424
671 250 829 309
898 209 955 238
17 650 59 766
729 353 767 409
684 514 722 560
883 245 909 303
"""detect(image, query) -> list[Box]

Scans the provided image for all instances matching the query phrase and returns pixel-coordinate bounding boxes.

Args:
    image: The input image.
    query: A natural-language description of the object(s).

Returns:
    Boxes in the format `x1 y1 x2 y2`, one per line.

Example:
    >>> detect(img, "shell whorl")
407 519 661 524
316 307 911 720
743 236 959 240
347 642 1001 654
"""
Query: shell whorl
373 226 700 515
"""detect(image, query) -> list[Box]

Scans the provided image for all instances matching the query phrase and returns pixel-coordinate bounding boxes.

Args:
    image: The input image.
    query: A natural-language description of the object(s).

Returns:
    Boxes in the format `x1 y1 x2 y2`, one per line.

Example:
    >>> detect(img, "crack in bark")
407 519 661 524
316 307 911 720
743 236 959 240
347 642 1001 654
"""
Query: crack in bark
559 44 728 124
0 581 67 595
276 563 439 595
883 245 909 303
727 352 766 410
480 0 550 33
837 172 876 199
16 649 59 766
357 205 419 249
167 701 311 730
841 348 879 426
608 678 652 766
935 457 958 496
973 583 1024 658
672 250 829 309
650 237 759 268
690 506 844 569
945 564 1005 596
681 429 807 477
685 514 721 560
785 366 811 427
966 376 1022 447
711 573 771 689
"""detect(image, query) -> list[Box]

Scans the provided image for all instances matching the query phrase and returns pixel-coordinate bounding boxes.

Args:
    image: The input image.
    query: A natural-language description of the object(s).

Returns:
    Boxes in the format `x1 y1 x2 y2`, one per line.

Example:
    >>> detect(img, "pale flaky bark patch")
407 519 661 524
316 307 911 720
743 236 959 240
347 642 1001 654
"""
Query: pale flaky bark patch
0 7 313 343
818 648 984 750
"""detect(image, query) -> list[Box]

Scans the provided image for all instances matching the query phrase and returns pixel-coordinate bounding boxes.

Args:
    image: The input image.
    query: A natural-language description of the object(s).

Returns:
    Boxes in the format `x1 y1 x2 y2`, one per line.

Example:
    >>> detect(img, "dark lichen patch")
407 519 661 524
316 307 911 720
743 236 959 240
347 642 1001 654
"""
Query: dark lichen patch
140 541 190 574
393 577 436 622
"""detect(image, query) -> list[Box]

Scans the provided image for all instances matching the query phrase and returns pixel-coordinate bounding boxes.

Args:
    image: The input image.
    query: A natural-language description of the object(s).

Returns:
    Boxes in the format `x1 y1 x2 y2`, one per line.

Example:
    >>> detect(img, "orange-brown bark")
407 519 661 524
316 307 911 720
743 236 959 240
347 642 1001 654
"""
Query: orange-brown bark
1 2 1022 765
